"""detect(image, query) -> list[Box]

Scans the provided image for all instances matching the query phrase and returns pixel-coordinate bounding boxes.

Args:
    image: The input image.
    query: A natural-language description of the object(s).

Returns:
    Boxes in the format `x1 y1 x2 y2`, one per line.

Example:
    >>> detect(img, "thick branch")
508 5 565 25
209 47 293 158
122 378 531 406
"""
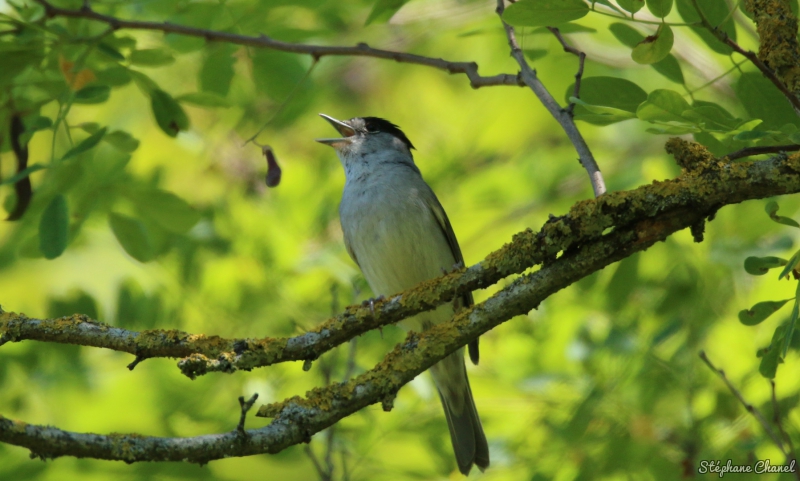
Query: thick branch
496 1 606 197
745 0 800 101
3 142 800 461
4 142 800 377
32 0 521 90
692 0 800 112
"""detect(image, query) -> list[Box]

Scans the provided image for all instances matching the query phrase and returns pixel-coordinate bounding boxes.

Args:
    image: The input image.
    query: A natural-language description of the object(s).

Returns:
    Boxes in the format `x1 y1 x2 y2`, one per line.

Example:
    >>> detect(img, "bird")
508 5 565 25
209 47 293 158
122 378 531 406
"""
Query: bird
316 113 489 475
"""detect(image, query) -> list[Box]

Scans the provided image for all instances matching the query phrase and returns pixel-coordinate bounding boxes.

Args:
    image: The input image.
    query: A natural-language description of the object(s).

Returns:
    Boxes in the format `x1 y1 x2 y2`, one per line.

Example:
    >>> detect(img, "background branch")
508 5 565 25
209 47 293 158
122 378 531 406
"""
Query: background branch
496 0 606 197
33 0 522 90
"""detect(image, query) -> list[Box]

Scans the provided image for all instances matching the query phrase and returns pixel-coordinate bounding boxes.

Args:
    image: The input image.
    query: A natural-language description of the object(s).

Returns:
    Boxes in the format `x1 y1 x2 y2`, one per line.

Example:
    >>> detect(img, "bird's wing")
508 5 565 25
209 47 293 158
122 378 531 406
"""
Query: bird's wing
424 187 480 365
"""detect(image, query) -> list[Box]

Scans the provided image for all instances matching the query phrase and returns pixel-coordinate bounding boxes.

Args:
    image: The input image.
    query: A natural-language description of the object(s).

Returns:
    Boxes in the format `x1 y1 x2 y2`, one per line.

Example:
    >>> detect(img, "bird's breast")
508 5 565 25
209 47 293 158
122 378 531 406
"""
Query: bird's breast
340 177 456 298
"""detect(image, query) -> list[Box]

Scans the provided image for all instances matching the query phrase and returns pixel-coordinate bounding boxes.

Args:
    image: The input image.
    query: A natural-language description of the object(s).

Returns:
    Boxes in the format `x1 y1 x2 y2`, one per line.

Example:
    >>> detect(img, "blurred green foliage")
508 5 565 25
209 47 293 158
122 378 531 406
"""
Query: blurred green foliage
1 0 800 479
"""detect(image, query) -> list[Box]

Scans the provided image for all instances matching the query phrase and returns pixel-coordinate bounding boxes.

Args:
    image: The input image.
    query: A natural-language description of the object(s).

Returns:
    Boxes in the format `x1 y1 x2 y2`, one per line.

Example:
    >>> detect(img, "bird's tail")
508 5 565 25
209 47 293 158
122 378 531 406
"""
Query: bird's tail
430 347 490 475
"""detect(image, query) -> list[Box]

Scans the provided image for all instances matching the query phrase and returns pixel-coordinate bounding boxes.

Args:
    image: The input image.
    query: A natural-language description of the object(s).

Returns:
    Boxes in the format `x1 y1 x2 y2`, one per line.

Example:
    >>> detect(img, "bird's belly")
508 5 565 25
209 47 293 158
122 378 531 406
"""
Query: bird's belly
342 191 457 330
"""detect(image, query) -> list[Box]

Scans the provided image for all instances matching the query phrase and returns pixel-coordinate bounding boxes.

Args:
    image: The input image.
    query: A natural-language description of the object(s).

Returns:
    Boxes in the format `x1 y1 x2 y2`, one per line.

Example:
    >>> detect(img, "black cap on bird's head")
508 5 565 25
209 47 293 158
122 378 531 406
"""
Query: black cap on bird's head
316 114 415 151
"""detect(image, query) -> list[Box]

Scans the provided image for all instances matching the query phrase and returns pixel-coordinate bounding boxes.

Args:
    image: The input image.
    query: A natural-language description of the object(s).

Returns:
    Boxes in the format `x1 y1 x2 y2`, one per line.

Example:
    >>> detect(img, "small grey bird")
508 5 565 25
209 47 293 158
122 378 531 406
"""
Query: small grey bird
316 114 489 475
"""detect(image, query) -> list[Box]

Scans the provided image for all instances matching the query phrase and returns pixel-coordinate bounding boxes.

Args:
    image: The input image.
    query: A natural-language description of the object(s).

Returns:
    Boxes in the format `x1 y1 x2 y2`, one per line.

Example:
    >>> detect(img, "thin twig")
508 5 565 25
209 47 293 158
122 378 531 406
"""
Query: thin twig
236 393 259 436
724 144 800 161
689 0 800 113
699 351 788 457
770 380 800 480
32 0 522 90
546 26 586 115
305 445 330 481
496 0 606 197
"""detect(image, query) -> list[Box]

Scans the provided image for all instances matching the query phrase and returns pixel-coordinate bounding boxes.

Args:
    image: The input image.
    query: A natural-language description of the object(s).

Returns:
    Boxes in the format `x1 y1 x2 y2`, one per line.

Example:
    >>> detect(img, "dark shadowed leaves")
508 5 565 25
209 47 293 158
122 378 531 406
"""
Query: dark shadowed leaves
61 128 107 161
39 195 69 259
109 212 155 262
150 89 190 137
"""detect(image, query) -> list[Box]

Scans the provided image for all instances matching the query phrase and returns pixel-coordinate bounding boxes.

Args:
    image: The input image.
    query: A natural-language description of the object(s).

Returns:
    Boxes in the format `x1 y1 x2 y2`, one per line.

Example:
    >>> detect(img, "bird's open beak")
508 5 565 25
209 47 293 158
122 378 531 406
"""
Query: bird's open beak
316 114 356 147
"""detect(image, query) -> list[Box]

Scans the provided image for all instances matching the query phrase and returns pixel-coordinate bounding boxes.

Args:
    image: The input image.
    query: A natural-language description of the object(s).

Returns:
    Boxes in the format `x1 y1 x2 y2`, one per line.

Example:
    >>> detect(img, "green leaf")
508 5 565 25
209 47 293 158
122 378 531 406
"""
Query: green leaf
97 43 125 61
103 131 140 153
39 195 69 259
631 24 673 64
129 189 200 234
176 92 231 108
74 85 111 104
575 77 648 112
783 284 800 356
760 341 781 378
109 213 154 262
765 200 800 228
129 49 175 67
636 89 691 122
744 256 788 275
739 299 792 326
524 49 549 62
733 72 800 130
685 101 740 130
617 0 645 13
252 50 309 100
608 23 684 83
567 77 647 125
734 130 775 141
531 23 596 34
366 0 410 25
503 0 589 27
129 69 159 94
61 128 107 161
200 44 236 96
0 163 46 186
675 0 736 54
646 0 672 16
778 249 800 280
150 89 190 137
96 66 132 87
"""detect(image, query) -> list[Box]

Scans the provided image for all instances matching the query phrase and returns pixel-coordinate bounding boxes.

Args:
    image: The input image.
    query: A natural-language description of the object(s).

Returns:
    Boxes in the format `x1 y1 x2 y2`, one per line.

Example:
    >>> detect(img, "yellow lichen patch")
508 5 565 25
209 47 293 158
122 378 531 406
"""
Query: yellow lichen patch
746 0 800 95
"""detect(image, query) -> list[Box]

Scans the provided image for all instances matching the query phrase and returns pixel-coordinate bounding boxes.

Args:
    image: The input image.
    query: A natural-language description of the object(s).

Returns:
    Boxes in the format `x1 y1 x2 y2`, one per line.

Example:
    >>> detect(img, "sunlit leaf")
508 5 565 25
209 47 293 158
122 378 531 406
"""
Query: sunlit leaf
738 299 792 326
744 256 788 275
631 24 673 64
646 0 672 16
609 23 684 83
636 89 691 122
778 249 800 280
503 0 589 27
765 200 800 228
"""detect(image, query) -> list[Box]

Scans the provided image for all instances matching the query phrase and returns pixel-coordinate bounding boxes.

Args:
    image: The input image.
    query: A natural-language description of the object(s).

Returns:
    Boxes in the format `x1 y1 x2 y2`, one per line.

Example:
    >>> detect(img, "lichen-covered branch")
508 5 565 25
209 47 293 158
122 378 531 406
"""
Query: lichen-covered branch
693 0 800 112
32 0 522 90
5 140 800 462
4 141 800 379
745 0 800 101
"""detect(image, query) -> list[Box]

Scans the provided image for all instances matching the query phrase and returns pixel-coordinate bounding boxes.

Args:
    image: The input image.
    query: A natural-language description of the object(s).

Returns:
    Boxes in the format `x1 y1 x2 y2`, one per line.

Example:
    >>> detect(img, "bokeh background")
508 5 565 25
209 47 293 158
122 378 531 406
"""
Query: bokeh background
2 0 800 479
